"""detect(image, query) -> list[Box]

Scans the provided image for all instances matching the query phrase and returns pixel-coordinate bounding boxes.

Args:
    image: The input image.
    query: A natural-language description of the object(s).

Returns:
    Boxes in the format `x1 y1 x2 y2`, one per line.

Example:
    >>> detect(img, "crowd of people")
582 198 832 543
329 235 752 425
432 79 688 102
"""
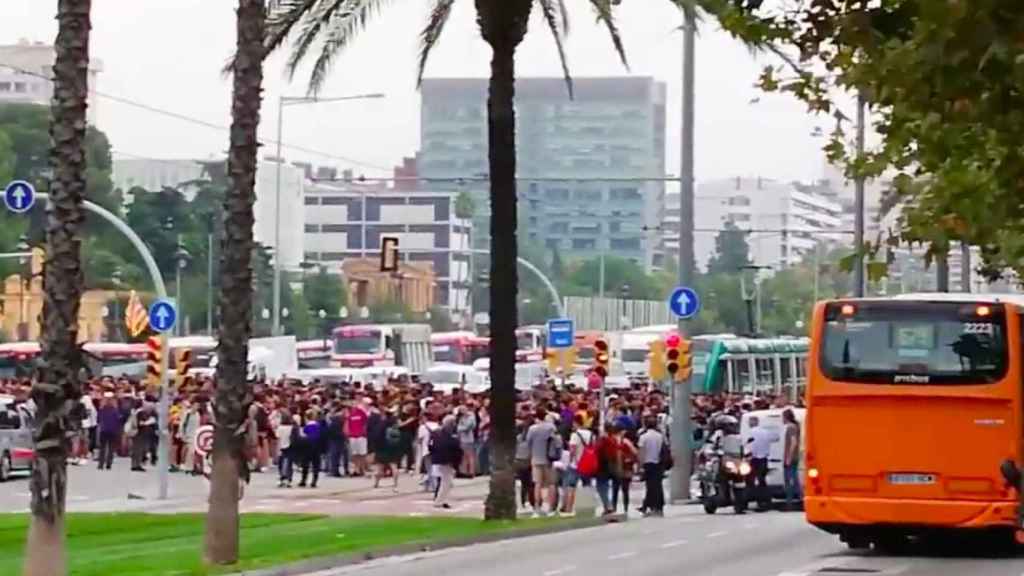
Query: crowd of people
0 373 803 515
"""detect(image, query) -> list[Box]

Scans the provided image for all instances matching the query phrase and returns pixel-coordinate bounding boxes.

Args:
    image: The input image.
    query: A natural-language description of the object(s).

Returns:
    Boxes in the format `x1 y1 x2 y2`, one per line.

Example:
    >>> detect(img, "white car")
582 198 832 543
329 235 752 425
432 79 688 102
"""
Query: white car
423 364 488 395
0 395 34 482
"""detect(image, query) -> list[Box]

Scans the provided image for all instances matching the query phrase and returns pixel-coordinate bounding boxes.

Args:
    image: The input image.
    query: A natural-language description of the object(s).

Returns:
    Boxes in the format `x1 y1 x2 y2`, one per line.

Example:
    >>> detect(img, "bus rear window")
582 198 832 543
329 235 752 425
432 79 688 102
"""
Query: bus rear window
820 301 1008 385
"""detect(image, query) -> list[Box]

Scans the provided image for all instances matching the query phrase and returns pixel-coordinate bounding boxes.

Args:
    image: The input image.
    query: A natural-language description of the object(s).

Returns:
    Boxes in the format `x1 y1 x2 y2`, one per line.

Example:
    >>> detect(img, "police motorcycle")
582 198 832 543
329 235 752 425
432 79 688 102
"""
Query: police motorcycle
698 414 751 514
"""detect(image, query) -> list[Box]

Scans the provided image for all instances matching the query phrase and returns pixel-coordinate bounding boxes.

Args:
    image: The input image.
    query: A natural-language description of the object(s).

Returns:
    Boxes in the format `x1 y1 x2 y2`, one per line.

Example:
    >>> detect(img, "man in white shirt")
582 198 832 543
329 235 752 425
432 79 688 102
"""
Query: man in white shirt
746 416 780 511
637 416 666 516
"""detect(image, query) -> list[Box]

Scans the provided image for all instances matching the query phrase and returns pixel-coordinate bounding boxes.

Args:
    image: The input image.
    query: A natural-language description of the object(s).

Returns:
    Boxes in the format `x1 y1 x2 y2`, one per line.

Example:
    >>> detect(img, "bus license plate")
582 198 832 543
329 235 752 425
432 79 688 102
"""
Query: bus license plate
888 473 935 485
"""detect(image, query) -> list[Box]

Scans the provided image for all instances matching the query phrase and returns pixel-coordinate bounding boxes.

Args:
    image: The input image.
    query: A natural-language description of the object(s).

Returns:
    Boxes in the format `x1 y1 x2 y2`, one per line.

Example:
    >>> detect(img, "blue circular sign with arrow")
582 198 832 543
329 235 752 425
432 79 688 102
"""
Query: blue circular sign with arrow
4 180 36 214
148 299 177 333
669 286 700 319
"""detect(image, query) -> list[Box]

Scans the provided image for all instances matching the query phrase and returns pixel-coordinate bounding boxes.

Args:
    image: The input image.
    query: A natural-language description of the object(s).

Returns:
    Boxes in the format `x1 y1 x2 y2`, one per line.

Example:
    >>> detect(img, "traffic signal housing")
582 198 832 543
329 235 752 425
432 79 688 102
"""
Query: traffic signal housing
145 336 163 393
665 333 692 382
175 348 192 389
593 338 610 378
648 339 667 381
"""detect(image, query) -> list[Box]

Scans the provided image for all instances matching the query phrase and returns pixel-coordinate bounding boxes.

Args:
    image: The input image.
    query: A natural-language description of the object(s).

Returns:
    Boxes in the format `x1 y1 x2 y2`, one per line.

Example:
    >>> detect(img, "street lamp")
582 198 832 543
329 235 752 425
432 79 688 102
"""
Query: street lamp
15 235 29 341
174 240 191 336
271 92 386 337
359 306 370 320
110 267 123 342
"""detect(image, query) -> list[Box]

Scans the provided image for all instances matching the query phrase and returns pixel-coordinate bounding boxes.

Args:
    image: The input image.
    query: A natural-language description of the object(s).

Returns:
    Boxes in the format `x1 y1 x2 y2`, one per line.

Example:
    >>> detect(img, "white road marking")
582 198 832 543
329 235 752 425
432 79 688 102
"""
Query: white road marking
660 539 688 549
542 566 577 576
607 552 637 560
706 530 728 538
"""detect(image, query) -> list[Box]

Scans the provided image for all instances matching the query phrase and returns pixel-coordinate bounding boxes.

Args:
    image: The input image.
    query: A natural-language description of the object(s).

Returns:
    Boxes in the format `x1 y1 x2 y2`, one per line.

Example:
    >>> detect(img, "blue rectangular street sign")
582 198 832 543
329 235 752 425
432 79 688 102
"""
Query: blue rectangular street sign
547 318 574 349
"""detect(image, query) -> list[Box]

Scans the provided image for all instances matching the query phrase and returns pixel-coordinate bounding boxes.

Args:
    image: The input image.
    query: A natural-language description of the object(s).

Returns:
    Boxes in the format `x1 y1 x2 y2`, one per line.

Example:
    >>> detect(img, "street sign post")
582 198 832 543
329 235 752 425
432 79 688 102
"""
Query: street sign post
546 318 574 349
148 299 177 333
3 180 36 214
669 286 700 319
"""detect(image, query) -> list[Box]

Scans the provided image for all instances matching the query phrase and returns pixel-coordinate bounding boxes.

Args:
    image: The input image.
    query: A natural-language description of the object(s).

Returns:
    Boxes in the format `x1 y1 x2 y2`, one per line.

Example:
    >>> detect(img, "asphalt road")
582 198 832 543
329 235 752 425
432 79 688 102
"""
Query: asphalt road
305 508 1024 576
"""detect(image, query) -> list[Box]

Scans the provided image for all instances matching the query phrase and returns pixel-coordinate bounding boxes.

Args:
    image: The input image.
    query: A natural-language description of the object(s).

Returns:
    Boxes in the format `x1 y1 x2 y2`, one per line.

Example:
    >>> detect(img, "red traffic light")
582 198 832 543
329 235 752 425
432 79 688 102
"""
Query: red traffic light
666 349 680 361
594 339 609 352
665 333 681 348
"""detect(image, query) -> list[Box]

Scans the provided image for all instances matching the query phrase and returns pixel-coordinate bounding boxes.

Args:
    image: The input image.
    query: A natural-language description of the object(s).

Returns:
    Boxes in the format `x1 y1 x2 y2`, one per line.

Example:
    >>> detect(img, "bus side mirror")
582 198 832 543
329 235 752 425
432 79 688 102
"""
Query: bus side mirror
1000 459 1021 489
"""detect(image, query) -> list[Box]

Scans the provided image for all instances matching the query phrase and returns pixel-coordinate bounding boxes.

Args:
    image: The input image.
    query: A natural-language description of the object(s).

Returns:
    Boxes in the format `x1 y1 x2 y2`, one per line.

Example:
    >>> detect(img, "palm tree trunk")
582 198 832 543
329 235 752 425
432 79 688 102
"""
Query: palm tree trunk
480 0 531 521
23 1 91 574
204 0 265 565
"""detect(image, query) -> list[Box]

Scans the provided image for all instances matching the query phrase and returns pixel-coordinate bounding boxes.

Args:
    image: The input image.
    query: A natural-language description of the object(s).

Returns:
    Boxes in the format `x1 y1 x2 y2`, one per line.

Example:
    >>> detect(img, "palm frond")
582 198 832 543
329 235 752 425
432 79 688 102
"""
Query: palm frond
265 0 321 57
304 0 392 94
537 0 573 98
589 0 628 70
416 0 457 87
286 0 349 83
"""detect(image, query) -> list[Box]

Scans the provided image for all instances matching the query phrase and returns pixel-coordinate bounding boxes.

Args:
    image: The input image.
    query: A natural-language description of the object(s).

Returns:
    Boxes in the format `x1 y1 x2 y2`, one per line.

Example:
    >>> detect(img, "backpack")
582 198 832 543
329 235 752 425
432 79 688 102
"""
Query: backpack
576 433 598 478
546 434 563 463
385 425 402 448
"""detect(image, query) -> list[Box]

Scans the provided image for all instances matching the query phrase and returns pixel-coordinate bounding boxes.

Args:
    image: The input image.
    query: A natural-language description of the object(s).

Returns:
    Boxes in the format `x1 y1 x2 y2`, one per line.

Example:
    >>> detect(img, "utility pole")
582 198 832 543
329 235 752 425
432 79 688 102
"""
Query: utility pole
960 243 971 293
671 3 696 504
853 93 866 298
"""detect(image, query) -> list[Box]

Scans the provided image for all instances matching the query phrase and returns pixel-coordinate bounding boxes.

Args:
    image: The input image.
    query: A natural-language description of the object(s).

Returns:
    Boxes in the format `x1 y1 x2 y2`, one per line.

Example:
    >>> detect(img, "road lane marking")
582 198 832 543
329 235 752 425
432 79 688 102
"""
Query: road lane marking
660 539 688 548
543 565 577 576
608 552 637 560
706 530 728 538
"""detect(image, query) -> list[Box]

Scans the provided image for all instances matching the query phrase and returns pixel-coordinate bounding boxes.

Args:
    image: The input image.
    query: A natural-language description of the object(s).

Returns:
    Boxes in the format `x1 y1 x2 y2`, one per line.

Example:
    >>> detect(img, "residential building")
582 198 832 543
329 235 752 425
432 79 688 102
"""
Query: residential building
0 40 103 125
419 77 667 270
303 177 470 311
687 177 844 271
112 158 206 198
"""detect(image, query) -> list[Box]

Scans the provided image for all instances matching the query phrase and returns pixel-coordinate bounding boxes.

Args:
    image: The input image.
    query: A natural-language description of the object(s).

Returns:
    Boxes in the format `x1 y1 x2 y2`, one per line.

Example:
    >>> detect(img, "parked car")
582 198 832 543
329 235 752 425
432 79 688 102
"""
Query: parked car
0 394 34 481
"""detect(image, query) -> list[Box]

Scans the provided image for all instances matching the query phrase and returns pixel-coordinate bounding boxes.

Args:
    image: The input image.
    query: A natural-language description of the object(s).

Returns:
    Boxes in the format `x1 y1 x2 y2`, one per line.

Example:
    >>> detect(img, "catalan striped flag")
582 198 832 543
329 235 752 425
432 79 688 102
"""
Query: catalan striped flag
125 290 149 337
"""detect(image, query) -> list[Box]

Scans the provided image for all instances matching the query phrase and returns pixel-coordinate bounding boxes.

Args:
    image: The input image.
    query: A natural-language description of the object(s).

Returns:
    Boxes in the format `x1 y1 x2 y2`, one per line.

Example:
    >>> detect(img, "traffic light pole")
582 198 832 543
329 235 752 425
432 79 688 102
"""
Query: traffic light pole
34 193 171 499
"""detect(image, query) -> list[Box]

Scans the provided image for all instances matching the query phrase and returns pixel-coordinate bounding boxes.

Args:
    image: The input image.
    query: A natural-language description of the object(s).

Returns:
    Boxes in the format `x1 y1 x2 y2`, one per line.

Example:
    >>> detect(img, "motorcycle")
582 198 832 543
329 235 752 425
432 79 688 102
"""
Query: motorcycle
698 445 751 514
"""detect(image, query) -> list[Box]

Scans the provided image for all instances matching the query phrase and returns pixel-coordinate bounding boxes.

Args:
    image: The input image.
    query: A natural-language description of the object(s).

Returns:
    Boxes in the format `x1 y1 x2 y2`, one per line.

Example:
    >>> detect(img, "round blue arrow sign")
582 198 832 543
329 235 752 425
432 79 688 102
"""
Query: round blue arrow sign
4 180 36 214
148 299 177 333
669 286 700 319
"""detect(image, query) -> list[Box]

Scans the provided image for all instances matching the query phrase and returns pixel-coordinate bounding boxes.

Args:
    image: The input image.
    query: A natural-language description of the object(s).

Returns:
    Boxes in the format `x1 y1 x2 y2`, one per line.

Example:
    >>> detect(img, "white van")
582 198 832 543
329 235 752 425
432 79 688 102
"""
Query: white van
740 407 806 498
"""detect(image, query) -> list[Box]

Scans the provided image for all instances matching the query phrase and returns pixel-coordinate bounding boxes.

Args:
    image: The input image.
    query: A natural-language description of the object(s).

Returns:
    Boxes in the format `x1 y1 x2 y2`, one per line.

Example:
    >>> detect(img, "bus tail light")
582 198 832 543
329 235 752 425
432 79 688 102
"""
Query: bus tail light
976 305 992 317
840 304 855 316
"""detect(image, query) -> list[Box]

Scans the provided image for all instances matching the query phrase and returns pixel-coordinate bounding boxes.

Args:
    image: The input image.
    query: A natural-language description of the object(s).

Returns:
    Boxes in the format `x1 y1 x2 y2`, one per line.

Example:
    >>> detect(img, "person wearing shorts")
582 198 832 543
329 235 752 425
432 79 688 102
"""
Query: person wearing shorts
525 408 559 516
346 400 370 476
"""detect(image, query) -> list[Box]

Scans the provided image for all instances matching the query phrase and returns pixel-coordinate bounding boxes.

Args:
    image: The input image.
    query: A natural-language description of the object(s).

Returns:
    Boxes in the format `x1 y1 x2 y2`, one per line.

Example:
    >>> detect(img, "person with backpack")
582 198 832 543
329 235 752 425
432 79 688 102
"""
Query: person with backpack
637 416 668 516
525 408 562 517
374 409 402 492
430 414 462 509
562 413 594 516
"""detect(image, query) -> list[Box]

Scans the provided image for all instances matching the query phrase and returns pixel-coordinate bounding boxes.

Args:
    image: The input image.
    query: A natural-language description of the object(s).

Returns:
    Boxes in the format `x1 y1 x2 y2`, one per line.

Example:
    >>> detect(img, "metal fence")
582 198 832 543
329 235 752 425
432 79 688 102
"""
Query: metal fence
565 296 672 331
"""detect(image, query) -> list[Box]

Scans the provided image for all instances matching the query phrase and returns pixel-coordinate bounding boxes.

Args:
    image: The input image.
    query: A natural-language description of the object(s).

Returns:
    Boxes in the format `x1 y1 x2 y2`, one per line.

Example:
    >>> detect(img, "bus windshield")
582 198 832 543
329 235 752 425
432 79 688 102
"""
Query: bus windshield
334 329 382 354
516 333 537 350
820 301 1008 385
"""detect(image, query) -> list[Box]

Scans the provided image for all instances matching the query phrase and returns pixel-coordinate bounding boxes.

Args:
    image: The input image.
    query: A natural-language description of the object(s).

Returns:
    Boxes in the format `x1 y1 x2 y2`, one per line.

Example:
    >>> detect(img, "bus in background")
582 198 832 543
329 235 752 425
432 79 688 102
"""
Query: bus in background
806 294 1024 549
620 325 677 379
297 339 332 369
516 326 545 363
431 331 489 365
573 330 604 367
0 341 149 379
687 336 808 399
331 324 433 375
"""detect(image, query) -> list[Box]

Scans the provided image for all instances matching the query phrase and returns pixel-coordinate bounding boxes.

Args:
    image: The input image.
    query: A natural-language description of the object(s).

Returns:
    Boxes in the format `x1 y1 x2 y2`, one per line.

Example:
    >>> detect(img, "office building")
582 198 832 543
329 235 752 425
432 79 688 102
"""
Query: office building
685 177 844 271
419 77 667 270
303 177 471 311
0 40 103 125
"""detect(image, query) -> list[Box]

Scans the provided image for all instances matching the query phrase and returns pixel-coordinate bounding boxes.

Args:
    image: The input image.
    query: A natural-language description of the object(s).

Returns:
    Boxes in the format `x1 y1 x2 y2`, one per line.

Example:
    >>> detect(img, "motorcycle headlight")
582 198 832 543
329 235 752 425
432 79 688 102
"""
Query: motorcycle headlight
724 460 738 473
739 462 752 476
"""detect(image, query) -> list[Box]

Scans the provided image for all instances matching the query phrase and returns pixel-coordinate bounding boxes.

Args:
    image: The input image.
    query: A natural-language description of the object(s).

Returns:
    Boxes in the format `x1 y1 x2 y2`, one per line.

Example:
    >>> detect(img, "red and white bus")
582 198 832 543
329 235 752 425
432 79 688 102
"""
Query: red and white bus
0 341 149 379
516 326 545 363
431 331 489 365
297 339 332 369
331 324 433 374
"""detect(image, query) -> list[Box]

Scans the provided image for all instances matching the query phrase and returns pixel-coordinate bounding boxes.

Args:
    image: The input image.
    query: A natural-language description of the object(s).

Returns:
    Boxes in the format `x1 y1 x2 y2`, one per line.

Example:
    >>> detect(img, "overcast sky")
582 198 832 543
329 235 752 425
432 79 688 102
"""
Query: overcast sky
3 0 829 183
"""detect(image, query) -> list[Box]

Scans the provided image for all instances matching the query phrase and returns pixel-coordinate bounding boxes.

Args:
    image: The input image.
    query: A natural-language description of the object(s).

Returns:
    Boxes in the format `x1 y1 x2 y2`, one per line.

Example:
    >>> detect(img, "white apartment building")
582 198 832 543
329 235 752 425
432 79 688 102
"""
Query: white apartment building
303 180 471 311
0 41 103 125
687 177 844 271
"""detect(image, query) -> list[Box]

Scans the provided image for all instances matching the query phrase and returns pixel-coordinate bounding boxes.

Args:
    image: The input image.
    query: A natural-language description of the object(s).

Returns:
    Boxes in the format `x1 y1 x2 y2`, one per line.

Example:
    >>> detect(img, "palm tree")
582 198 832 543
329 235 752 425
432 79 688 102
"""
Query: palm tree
204 0 266 565
264 0 627 519
22 1 92 574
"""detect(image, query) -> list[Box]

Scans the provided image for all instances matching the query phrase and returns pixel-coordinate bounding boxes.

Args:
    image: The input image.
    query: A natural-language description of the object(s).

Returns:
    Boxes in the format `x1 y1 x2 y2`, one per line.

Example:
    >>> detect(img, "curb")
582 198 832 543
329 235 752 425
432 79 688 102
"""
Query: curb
231 516 608 576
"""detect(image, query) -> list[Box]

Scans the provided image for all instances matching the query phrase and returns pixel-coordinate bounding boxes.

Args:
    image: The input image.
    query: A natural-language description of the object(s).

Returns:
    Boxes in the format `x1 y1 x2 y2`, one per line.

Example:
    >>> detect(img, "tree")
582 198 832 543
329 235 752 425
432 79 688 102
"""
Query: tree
205 0 266 565
303 266 346 319
701 0 1024 277
707 221 751 275
23 2 92 574
265 0 635 520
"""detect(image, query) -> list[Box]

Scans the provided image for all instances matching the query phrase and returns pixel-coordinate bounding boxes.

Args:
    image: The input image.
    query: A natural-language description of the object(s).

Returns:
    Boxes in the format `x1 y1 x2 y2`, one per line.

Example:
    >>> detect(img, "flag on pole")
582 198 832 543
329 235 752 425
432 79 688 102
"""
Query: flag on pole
125 290 149 337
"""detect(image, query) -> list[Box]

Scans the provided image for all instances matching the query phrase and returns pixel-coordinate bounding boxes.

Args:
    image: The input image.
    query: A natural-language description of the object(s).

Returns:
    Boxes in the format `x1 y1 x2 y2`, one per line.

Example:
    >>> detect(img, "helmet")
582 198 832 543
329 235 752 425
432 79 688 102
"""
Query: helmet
711 413 739 435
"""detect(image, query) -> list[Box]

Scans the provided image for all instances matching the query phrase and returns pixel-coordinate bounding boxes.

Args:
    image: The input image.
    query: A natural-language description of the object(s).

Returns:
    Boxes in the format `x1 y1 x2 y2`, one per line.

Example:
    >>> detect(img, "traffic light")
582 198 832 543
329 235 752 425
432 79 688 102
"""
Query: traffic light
175 348 192 389
593 338 610 378
665 333 692 382
648 339 667 381
562 346 578 373
677 338 693 381
380 236 400 272
146 336 163 392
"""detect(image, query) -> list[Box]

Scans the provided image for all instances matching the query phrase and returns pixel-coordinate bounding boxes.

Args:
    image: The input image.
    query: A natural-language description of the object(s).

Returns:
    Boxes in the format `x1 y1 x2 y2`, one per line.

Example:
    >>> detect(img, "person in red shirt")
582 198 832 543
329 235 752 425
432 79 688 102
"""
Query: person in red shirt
346 398 370 476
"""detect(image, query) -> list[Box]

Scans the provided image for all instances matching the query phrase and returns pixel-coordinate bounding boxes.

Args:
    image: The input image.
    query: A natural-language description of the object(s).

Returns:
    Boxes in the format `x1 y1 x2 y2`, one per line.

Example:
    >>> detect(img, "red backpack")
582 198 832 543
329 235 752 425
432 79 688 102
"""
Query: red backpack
576 432 598 478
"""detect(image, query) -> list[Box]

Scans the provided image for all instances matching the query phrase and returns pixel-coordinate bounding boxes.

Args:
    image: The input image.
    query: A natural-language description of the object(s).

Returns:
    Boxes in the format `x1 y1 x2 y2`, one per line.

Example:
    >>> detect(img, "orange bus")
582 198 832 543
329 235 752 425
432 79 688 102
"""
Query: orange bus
806 294 1024 549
